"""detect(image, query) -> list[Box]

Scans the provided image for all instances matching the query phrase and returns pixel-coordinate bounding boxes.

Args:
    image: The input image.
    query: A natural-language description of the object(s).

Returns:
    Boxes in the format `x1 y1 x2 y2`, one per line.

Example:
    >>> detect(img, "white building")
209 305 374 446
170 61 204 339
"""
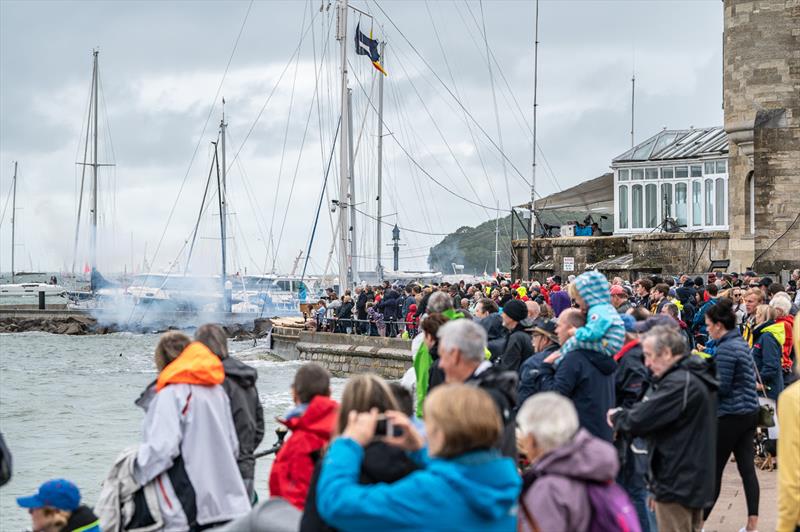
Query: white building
612 127 729 234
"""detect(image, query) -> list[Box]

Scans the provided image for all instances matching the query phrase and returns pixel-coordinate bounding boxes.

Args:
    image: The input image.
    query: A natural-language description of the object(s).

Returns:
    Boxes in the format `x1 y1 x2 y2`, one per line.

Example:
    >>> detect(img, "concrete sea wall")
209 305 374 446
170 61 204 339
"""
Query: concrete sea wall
295 332 412 379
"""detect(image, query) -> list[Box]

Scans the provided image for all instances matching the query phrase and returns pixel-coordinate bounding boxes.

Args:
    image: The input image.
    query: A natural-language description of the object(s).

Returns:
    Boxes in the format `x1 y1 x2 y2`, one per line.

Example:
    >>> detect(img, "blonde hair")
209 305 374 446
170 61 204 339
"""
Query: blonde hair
745 288 764 302
155 331 191 371
338 374 398 434
755 304 777 324
424 384 501 459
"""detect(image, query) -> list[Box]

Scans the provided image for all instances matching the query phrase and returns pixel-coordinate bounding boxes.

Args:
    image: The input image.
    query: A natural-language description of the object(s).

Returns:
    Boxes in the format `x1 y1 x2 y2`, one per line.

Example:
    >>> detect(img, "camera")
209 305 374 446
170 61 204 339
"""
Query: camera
375 414 403 437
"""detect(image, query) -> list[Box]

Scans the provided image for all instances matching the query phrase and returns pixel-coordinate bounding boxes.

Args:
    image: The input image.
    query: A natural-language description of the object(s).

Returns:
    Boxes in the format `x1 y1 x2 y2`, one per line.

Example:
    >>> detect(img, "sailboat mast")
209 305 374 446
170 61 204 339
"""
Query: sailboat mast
347 88 357 286
376 41 385 281
90 49 99 280
528 0 539 282
218 109 229 305
10 161 17 283
336 0 350 295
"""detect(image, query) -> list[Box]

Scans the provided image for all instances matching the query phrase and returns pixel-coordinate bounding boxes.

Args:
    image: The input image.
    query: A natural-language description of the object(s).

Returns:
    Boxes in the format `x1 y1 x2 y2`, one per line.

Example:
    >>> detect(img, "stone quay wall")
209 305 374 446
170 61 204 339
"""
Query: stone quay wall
296 332 412 379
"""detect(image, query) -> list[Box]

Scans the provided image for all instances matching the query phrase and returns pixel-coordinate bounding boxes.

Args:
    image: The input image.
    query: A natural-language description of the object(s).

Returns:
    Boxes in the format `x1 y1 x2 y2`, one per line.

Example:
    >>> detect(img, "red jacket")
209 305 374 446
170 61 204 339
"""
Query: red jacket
776 314 795 371
268 395 338 509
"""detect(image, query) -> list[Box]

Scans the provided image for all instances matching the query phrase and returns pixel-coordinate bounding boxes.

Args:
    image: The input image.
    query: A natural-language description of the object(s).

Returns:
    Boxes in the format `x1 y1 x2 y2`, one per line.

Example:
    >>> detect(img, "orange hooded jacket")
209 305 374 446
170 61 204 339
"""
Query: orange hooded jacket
156 341 225 392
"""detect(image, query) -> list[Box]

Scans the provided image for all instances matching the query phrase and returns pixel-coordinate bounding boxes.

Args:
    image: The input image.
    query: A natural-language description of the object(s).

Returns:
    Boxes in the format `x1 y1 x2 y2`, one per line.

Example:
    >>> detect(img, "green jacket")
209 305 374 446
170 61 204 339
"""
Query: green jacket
413 309 465 416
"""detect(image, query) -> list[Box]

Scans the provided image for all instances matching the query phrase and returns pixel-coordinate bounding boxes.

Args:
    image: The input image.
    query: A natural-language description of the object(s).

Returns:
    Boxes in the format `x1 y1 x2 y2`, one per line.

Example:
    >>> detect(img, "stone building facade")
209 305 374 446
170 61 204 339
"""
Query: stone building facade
724 0 800 273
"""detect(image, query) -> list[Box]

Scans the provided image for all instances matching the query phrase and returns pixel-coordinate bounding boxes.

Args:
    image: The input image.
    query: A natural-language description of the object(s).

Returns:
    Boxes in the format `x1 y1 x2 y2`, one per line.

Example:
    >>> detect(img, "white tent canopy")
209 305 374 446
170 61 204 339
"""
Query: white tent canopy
516 172 614 214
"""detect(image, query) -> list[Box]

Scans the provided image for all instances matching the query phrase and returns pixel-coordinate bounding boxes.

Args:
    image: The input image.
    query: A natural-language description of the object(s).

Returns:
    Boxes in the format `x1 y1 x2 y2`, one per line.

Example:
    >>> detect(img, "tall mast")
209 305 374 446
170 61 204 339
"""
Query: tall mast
336 0 350 295
10 161 17 283
375 41 385 282
219 104 229 309
90 49 99 282
630 74 636 148
347 88 357 287
494 201 499 274
528 0 539 281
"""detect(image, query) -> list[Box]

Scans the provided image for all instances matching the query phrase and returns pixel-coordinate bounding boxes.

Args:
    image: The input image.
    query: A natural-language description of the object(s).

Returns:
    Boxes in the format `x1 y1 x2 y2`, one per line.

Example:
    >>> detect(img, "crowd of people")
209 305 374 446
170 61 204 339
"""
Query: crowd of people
7 268 800 532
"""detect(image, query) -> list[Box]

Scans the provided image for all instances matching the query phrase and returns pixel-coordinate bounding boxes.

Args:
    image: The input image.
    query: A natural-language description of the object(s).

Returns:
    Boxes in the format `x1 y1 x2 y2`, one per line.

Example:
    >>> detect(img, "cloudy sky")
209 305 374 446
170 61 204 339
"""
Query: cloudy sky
0 0 723 277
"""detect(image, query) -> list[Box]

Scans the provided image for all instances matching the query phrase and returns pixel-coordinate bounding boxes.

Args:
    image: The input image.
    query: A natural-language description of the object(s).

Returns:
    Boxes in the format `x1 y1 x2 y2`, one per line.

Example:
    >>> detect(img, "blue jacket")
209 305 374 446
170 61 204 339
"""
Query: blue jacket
561 271 625 359
714 329 759 417
317 438 521 531
537 348 617 442
517 343 559 407
691 298 718 337
751 321 785 401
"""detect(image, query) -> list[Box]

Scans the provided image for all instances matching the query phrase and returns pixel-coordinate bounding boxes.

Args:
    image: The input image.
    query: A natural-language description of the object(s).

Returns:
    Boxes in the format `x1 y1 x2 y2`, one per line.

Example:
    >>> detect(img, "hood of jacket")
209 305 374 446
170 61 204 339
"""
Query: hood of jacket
550 291 572 317
614 339 640 362
755 320 786 346
573 271 612 308
661 354 719 392
222 356 258 388
530 428 618 482
283 395 338 439
582 347 618 376
156 341 224 391
360 441 421 484
429 450 521 521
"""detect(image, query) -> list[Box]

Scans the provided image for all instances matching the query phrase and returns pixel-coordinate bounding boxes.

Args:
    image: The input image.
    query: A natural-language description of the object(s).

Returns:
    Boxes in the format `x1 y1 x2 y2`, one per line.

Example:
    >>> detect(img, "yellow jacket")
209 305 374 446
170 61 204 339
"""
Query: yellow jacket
777 380 800 532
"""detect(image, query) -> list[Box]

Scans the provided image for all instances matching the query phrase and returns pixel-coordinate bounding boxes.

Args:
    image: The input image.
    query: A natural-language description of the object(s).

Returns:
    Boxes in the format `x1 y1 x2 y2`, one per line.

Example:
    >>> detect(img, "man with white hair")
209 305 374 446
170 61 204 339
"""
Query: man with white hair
517 392 621 532
770 294 795 384
437 319 517 458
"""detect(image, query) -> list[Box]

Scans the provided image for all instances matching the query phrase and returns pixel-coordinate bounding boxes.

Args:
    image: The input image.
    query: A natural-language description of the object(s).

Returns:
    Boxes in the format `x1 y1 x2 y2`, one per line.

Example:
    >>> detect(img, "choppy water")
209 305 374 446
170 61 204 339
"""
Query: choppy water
0 332 343 531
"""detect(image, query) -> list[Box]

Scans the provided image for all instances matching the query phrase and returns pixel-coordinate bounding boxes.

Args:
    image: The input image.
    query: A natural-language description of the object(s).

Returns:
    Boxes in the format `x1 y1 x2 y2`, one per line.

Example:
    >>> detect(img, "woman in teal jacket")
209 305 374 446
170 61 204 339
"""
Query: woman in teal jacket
316 384 521 531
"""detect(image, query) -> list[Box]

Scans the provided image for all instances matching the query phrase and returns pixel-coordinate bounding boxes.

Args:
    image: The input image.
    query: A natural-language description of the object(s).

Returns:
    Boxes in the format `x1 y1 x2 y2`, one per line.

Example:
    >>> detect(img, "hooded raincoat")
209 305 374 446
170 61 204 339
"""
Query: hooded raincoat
134 342 251 531
751 321 786 401
560 271 625 359
316 438 521 531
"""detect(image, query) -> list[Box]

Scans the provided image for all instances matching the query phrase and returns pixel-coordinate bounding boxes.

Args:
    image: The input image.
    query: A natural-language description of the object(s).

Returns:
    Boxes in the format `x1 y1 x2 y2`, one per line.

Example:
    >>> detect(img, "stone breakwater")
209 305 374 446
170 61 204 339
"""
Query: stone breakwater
294 331 412 380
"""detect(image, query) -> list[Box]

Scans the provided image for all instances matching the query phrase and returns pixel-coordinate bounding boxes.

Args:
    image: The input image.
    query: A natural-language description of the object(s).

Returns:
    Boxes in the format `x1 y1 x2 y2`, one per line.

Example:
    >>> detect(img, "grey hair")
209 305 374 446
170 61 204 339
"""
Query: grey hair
427 291 454 313
770 294 791 314
437 319 486 363
643 324 687 357
517 392 579 454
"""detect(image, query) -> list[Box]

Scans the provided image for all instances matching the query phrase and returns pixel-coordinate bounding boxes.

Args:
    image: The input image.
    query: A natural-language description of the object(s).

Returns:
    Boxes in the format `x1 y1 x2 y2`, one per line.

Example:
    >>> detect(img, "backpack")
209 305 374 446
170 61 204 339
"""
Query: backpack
585 481 642 532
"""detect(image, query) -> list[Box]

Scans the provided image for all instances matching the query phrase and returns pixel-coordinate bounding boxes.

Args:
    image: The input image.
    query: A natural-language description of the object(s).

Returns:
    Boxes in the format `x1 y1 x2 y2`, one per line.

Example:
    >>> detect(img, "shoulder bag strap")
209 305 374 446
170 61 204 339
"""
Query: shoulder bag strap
752 360 770 400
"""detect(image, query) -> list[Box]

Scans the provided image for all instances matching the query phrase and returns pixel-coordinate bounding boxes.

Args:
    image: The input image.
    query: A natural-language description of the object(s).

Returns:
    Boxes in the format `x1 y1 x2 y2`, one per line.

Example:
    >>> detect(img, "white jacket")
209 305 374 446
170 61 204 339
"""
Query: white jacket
96 446 162 532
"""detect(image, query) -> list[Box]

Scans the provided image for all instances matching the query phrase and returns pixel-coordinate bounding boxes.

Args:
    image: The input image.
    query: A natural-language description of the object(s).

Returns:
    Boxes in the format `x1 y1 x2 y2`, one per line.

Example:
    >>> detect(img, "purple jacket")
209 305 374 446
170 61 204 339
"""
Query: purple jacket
519 428 619 532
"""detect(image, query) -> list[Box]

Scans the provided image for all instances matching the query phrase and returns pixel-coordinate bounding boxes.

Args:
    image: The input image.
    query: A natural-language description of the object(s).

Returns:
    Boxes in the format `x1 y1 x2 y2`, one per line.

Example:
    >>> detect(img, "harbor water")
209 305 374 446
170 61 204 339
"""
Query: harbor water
0 331 343 531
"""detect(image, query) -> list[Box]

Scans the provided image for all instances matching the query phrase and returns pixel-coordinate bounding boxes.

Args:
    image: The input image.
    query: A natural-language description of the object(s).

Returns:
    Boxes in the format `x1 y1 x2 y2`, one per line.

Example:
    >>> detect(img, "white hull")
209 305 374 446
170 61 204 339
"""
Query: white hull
0 283 67 297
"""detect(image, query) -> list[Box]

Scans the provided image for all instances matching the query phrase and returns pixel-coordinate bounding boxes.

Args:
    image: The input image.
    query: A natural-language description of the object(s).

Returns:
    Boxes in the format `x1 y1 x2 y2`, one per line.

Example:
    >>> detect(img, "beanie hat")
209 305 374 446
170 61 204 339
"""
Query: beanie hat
502 299 527 322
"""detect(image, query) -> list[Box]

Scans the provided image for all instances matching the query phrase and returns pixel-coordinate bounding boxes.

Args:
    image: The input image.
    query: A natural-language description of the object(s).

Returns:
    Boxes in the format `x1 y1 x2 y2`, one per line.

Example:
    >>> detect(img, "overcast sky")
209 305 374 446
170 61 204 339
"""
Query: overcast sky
0 0 723 276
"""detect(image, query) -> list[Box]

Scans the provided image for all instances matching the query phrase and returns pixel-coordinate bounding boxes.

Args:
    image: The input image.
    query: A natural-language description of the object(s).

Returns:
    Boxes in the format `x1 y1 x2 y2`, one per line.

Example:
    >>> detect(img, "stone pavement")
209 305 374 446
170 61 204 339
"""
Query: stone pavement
705 460 777 532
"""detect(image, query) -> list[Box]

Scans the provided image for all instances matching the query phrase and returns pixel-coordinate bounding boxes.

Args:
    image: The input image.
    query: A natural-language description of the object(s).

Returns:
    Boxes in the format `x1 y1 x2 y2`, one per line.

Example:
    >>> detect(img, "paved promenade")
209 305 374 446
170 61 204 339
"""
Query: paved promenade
705 460 777 532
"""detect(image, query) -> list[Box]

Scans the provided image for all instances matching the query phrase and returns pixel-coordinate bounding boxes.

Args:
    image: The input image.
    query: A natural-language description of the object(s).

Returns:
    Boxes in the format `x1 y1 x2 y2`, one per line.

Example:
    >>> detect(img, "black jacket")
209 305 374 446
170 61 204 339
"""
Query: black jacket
537 348 617 442
612 355 718 509
0 432 11 487
378 290 400 320
222 357 265 483
614 340 650 409
300 441 420 531
479 313 506 361
466 363 518 459
337 301 354 320
496 325 534 373
61 505 100 532
356 292 368 320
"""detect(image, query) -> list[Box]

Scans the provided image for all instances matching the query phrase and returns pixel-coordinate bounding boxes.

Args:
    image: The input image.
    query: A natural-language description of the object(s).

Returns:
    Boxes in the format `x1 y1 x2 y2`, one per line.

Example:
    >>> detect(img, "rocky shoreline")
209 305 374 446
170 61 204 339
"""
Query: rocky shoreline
0 316 273 338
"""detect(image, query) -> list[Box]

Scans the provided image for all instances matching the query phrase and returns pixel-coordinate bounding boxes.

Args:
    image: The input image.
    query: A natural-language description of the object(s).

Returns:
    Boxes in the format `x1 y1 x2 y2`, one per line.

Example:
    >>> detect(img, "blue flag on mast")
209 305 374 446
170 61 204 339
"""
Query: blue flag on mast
354 23 387 76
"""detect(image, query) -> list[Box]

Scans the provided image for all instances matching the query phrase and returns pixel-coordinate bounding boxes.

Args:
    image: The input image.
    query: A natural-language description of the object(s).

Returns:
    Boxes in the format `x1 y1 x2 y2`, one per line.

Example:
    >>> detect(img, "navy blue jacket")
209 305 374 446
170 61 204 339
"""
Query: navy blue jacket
714 329 759 417
691 298 718 336
536 348 617 441
516 343 559 407
751 321 785 401
378 290 400 320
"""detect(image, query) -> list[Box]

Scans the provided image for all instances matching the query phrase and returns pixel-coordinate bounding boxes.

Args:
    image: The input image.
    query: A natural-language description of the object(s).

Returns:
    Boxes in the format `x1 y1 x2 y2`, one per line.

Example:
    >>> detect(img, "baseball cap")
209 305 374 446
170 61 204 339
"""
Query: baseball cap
530 318 558 342
758 277 774 287
610 285 627 296
17 479 81 511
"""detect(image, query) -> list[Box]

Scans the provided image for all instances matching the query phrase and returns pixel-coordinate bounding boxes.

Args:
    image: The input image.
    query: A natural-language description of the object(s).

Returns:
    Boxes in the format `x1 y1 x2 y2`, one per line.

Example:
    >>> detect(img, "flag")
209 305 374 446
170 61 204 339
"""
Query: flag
354 23 387 76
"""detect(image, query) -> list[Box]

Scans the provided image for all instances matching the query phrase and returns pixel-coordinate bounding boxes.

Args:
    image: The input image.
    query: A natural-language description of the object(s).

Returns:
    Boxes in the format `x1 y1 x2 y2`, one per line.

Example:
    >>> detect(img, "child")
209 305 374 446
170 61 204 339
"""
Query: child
269 363 338 510
367 302 385 337
559 270 625 361
405 303 418 337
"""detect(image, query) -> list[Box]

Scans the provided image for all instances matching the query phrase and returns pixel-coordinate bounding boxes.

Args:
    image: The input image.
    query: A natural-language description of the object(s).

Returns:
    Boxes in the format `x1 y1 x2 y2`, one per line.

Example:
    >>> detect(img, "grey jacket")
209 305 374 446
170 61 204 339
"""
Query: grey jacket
96 446 163 532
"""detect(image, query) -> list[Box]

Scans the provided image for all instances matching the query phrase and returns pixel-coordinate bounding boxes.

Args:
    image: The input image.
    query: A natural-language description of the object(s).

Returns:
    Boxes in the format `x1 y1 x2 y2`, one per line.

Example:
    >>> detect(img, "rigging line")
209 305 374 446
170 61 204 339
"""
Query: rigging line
301 117 341 283
0 177 13 228
424 0 497 206
352 206 450 236
370 0 530 188
134 0 253 286
479 0 511 210
225 8 320 176
72 66 94 274
184 146 217 274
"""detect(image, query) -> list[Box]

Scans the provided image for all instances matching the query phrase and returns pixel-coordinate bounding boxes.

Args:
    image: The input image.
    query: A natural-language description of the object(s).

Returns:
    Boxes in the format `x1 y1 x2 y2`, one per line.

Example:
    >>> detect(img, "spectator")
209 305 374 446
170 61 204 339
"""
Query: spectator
496 299 534 373
315 384 521 530
610 325 717 532
550 289 572 318
611 285 633 314
516 319 559 407
301 374 419 531
517 393 622 532
751 304 785 402
538 308 617 441
437 319 518 457
475 298 505 360
769 294 796 383
691 283 719 345
662 302 694 349
418 313 451 400
195 323 265 500
520 300 541 327
17 479 100 532
742 288 765 346
134 332 250 529
633 278 653 309
650 283 670 315
703 299 760 531
776 312 800 531
269 363 337 510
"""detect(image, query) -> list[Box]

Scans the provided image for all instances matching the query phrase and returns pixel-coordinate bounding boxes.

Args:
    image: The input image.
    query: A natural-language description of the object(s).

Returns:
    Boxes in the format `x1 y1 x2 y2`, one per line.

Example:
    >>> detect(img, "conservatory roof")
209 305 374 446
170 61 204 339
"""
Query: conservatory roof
613 127 728 163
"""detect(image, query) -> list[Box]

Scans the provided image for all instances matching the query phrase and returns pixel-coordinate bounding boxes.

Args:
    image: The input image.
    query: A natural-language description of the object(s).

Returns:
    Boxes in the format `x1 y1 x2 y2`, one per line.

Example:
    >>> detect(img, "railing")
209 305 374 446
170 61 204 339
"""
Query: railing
313 316 418 337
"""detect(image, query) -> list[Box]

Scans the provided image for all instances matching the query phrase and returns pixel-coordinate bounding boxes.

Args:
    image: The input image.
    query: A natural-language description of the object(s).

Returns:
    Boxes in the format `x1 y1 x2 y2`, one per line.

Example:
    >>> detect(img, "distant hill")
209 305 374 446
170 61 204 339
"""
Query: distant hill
427 211 601 275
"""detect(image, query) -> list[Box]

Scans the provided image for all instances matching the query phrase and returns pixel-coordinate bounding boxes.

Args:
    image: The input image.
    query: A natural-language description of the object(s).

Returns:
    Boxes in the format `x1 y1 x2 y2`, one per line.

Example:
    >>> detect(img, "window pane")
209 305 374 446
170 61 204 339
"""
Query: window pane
715 178 725 225
646 184 658 228
645 168 659 180
618 168 629 181
661 183 673 219
661 167 674 179
692 181 702 226
691 165 703 177
705 179 714 225
676 166 688 178
632 185 643 229
716 160 727 174
631 168 644 180
618 186 628 229
675 183 688 226
704 161 715 174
